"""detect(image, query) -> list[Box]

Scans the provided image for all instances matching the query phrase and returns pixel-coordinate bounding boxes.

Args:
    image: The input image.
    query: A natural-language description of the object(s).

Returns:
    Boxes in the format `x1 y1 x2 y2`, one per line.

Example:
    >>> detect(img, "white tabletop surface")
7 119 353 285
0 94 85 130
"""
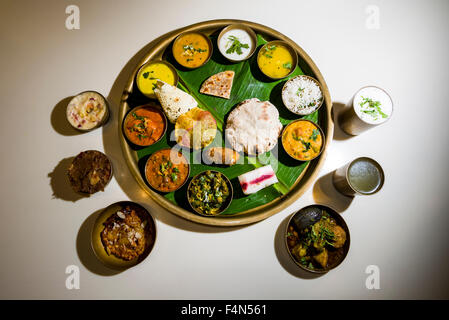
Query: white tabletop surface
1 0 448 299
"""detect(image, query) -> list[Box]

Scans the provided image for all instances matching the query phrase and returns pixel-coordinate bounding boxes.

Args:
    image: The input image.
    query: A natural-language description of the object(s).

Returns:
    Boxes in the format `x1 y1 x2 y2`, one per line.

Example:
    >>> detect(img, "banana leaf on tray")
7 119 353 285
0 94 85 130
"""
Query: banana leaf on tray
127 34 319 215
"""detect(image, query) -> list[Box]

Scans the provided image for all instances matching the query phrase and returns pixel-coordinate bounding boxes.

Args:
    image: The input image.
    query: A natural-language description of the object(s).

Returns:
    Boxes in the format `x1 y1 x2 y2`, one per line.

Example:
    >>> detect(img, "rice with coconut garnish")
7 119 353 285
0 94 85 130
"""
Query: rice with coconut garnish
282 76 323 115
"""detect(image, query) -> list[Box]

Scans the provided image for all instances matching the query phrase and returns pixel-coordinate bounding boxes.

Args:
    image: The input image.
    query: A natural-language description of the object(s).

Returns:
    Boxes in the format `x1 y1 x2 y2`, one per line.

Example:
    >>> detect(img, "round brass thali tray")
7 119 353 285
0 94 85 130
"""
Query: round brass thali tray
119 19 333 227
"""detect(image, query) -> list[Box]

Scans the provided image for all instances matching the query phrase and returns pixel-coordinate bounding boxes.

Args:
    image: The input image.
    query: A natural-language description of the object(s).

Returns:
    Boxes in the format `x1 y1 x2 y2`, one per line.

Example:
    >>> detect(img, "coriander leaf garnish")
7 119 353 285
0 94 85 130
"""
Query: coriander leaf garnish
263 45 277 58
359 96 387 120
132 112 146 121
142 72 156 80
310 129 320 141
375 104 388 118
292 132 301 141
142 70 154 79
301 140 311 152
283 62 292 69
137 134 148 140
183 44 194 51
292 133 311 151
183 44 207 56
226 35 249 55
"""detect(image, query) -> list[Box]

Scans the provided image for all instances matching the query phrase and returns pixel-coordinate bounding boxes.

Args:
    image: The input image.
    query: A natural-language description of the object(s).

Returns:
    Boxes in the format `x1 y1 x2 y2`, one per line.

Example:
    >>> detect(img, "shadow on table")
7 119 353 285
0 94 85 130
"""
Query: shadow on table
331 102 353 141
50 96 87 136
101 33 245 234
274 215 324 279
48 157 88 202
312 171 354 212
76 209 121 276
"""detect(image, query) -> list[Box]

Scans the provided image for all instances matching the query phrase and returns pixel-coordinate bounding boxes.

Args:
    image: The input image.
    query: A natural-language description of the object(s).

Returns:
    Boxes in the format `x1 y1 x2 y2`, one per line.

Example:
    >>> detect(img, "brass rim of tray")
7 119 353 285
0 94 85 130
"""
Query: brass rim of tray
118 19 333 227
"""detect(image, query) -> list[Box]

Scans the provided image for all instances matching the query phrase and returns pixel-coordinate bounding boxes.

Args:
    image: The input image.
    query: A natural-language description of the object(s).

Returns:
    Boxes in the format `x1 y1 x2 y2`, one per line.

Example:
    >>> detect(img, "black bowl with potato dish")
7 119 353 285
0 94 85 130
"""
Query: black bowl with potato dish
285 204 350 274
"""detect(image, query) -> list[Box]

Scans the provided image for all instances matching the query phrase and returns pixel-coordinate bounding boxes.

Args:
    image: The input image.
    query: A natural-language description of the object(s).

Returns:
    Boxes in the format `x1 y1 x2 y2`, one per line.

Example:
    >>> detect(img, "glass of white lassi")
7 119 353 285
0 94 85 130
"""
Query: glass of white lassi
339 86 393 135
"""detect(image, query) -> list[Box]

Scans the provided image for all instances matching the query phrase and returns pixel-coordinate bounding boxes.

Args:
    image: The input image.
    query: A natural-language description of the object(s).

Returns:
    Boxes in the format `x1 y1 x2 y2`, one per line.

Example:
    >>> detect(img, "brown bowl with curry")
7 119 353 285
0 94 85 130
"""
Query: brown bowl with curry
281 119 325 162
123 103 167 147
144 148 190 193
172 31 213 69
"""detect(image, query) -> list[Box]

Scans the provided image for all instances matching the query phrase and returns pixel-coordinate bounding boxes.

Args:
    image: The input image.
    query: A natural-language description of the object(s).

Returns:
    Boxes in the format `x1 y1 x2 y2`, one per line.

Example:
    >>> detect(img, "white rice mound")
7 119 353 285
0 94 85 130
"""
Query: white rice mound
282 76 323 115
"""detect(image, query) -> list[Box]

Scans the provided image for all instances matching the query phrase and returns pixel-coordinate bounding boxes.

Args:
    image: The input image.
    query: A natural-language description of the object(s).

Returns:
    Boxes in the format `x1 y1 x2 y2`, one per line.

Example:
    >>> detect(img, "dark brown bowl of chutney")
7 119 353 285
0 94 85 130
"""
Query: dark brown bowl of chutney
67 150 113 195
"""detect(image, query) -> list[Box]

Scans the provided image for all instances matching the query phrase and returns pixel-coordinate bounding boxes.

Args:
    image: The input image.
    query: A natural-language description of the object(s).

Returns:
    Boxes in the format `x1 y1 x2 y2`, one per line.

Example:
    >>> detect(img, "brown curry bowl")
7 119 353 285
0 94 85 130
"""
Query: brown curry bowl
172 31 213 69
122 103 168 147
257 40 298 80
91 201 157 271
217 24 258 62
144 148 191 193
284 204 350 274
281 119 326 162
187 170 234 217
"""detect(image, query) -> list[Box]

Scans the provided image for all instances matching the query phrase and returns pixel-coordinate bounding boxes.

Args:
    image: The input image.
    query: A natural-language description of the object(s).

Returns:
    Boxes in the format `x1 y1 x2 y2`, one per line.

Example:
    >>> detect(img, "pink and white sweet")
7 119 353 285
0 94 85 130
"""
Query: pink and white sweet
238 165 279 195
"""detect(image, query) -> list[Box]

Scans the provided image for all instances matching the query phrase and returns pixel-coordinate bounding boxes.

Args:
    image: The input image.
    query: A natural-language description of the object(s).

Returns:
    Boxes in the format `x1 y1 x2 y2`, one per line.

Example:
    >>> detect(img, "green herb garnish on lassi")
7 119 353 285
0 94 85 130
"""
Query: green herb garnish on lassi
360 97 387 120
226 35 249 55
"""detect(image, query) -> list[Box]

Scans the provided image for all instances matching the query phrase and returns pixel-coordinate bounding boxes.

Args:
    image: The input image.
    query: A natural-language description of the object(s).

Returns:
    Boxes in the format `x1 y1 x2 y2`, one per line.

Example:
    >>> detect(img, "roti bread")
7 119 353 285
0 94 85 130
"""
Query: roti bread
225 98 283 155
154 80 197 123
200 71 234 99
